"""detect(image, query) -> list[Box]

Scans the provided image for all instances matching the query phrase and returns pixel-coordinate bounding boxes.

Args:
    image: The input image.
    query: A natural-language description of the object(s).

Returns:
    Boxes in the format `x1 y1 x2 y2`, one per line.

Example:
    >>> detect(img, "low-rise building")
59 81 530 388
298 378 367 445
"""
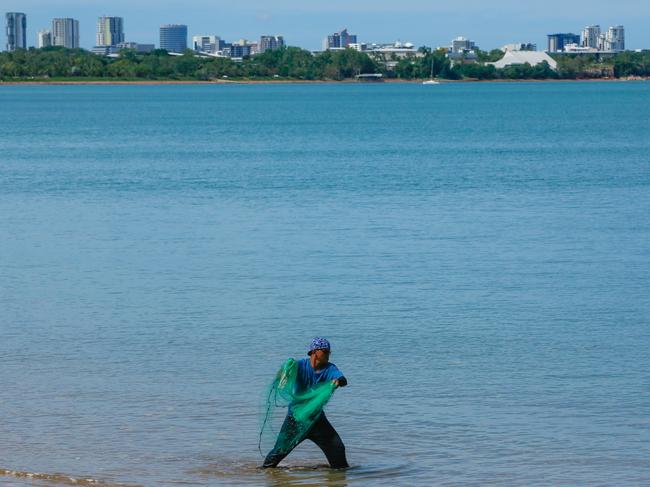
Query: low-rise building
193 35 220 54
116 42 155 53
221 43 252 58
563 43 598 53
448 36 479 64
491 50 557 70
356 41 422 69
547 33 580 53
91 45 118 55
501 43 536 52
451 36 476 53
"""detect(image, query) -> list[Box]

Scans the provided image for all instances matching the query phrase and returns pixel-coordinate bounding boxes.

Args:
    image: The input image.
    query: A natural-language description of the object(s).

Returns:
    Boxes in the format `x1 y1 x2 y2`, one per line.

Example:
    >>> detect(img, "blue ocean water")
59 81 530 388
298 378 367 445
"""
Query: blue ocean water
1 81 649 487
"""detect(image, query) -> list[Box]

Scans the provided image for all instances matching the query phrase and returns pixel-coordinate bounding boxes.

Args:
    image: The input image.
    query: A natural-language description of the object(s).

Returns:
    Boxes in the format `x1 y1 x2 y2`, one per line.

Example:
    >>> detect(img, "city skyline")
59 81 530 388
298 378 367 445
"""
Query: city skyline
1 0 647 52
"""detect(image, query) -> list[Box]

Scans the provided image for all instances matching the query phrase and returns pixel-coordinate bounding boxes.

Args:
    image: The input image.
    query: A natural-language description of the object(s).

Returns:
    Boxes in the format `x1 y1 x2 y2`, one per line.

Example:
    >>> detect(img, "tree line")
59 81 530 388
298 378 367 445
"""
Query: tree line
1 46 649 81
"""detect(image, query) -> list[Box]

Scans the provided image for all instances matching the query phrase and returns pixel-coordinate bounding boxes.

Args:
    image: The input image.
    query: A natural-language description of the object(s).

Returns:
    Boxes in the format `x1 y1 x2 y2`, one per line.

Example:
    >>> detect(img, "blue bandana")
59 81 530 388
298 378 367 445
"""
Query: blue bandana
308 337 331 354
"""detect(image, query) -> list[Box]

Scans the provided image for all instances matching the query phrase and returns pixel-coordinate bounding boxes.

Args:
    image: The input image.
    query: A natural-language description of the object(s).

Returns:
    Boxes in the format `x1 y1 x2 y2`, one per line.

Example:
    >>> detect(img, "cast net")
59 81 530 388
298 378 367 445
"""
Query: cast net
258 358 336 457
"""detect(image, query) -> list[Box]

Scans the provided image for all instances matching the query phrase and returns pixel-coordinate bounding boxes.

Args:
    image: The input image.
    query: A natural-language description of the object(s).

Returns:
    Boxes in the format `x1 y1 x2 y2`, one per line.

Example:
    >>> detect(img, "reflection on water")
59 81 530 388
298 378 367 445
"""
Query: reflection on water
193 459 421 487
193 460 348 487
264 465 348 487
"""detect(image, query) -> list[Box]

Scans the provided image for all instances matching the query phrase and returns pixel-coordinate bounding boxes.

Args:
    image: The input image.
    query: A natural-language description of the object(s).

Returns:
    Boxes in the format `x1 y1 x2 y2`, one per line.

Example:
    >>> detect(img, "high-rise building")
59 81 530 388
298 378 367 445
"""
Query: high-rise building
581 25 601 49
547 33 580 52
6 12 27 51
606 25 625 52
52 18 80 48
259 35 284 54
96 16 124 47
37 29 52 48
323 28 357 50
192 35 220 53
160 24 187 53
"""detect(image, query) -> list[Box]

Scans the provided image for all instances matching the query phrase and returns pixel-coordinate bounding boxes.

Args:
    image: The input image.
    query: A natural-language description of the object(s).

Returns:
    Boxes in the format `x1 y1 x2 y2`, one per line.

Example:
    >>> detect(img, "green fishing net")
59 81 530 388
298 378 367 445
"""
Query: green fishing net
259 358 336 456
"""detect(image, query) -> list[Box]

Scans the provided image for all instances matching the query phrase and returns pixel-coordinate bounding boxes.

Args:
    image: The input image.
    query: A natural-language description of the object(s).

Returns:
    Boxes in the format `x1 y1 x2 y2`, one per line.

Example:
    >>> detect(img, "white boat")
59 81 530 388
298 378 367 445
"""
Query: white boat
422 55 440 85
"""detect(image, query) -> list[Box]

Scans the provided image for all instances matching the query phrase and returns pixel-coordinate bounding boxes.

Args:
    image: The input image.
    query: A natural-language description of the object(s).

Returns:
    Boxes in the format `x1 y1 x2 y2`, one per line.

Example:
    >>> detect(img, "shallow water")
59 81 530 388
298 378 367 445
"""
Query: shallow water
1 82 649 486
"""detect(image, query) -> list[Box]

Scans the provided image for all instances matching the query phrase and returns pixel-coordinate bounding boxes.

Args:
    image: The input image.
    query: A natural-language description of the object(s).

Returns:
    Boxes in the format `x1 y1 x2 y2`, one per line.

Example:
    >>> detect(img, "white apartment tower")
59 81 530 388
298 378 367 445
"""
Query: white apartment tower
52 18 80 48
581 25 601 49
37 29 52 48
606 25 625 52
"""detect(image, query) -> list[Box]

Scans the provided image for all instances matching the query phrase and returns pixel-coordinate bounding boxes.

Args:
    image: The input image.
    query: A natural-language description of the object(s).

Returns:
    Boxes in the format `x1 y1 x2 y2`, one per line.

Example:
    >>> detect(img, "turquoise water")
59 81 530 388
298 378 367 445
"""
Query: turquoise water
1 82 649 486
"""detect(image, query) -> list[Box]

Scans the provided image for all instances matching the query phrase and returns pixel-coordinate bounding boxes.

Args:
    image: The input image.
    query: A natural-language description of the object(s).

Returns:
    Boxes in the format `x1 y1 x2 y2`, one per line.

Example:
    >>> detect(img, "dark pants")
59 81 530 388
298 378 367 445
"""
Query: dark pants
263 413 349 469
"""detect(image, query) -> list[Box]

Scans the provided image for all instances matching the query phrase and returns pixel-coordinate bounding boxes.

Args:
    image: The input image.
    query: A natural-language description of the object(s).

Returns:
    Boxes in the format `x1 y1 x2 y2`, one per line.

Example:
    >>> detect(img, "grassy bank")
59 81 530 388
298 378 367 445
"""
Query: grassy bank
1 46 650 83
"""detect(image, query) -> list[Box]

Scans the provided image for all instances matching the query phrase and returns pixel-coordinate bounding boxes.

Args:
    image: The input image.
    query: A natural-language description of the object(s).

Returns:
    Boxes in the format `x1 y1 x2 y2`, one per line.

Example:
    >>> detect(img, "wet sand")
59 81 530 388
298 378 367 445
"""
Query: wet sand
0 468 142 487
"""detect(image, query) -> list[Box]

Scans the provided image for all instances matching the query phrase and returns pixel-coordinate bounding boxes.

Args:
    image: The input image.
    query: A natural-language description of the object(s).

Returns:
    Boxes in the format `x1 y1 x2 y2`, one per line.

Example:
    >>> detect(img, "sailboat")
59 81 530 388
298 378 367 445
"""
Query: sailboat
422 55 440 85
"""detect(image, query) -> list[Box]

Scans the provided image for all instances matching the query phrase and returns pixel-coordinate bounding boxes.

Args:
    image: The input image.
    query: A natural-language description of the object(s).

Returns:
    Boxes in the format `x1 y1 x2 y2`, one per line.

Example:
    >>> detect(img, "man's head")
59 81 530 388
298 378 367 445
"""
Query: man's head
308 337 331 370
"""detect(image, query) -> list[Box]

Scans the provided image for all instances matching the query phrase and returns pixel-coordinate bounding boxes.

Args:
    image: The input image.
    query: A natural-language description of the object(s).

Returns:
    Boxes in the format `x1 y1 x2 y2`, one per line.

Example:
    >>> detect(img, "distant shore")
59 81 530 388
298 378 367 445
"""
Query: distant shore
4 47 650 87
1 76 648 86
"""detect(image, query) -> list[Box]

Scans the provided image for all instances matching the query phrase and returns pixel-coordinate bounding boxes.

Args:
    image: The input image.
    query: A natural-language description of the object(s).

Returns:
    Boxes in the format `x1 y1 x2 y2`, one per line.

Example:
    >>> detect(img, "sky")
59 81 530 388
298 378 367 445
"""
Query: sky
2 0 649 51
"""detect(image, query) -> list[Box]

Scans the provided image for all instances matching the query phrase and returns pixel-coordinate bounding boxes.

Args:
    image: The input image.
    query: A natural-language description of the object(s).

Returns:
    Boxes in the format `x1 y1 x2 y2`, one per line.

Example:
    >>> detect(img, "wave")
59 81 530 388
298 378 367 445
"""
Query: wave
0 468 142 487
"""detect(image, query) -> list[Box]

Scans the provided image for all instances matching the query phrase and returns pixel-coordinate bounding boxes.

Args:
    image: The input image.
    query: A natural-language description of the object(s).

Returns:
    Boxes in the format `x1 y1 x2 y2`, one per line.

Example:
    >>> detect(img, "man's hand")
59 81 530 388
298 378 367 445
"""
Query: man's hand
332 379 340 387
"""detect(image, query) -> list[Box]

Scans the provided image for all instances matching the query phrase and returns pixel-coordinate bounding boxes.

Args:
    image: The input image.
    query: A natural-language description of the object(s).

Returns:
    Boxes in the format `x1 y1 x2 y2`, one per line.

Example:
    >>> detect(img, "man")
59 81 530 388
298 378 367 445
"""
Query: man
262 337 349 468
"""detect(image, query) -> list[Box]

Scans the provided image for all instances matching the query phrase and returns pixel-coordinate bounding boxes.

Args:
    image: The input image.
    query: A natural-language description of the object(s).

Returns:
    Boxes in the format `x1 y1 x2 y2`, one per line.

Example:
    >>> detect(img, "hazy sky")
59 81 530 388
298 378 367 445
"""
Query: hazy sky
3 0 648 51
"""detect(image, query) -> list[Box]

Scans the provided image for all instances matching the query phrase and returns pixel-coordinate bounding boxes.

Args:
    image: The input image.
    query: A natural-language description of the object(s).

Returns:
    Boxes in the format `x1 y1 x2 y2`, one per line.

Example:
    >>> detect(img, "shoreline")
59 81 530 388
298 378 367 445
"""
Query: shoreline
0 77 648 86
